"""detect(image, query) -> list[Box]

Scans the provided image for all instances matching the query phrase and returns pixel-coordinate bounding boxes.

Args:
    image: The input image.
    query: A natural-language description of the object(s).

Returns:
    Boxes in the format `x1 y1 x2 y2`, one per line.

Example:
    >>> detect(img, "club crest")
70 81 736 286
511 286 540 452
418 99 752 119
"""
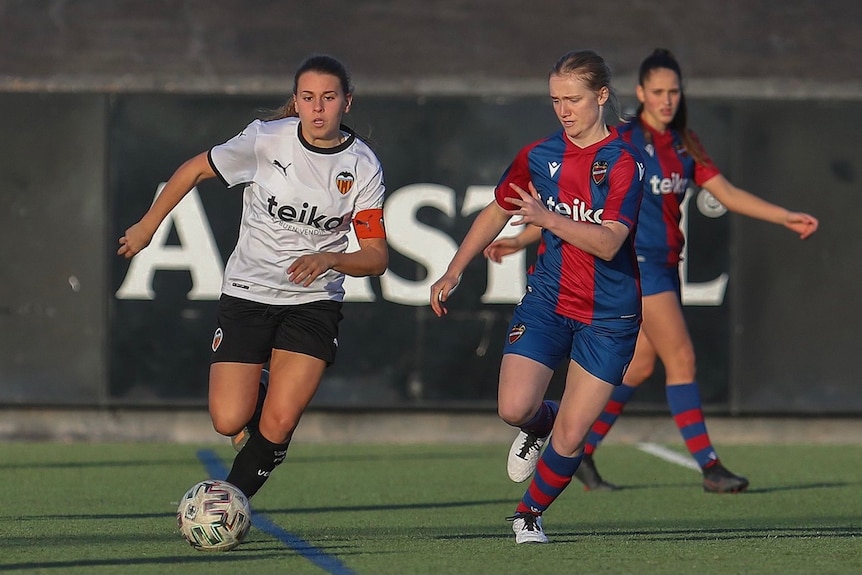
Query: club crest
508 323 526 345
591 161 609 185
336 171 355 195
211 328 223 352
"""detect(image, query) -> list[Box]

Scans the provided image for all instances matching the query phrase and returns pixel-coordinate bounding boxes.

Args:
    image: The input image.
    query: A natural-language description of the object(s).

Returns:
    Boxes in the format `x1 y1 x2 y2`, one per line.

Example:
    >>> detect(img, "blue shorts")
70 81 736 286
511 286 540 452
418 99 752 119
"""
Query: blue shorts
503 293 640 386
638 259 681 297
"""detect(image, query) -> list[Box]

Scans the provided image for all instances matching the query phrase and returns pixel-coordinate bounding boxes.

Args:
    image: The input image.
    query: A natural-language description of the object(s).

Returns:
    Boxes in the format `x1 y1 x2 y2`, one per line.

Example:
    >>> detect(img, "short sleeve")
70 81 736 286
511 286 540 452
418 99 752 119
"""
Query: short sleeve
688 130 722 186
603 151 643 229
494 146 533 211
353 161 385 214
208 120 263 188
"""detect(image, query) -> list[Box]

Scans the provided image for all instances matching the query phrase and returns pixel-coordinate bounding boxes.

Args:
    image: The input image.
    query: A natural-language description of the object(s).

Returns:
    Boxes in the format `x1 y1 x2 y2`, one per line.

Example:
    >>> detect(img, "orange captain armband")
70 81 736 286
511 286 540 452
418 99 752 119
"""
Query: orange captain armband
352 208 386 239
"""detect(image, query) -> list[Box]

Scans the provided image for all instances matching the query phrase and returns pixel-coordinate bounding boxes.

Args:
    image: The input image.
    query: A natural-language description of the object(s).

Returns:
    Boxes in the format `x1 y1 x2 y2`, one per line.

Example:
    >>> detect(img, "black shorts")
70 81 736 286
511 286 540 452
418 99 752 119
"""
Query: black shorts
210 295 343 366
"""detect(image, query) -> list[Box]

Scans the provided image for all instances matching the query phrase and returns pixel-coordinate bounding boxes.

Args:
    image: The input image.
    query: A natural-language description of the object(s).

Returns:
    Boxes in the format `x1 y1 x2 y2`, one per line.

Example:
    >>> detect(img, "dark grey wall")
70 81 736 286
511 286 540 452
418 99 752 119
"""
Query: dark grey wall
0 93 107 404
0 1 859 412
729 100 862 413
1 91 854 413
1 1 860 96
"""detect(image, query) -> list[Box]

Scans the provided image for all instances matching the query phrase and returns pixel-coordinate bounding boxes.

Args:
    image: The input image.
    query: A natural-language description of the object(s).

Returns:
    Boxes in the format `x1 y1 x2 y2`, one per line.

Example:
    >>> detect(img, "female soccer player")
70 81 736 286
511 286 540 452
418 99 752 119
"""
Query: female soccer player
430 50 644 543
118 54 388 499
485 48 819 494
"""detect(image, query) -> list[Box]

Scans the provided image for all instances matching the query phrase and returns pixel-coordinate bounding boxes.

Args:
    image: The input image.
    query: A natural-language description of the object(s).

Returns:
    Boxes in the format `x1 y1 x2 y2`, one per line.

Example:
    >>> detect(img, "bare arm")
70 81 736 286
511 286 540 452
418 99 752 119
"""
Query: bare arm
702 174 819 239
118 152 216 258
483 224 542 263
287 237 389 286
429 201 511 316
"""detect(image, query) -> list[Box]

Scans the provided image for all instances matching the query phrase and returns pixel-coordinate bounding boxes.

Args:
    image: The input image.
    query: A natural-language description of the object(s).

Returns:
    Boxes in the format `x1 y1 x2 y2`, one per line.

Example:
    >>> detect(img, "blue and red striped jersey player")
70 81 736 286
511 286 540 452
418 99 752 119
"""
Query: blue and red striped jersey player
574 49 815 495
493 126 644 329
430 50 645 544
484 49 818 497
617 120 718 269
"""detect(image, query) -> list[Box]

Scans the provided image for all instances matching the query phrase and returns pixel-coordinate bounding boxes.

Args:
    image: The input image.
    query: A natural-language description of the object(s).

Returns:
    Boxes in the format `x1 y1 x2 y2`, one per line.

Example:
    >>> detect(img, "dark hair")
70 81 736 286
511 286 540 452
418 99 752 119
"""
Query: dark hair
264 54 353 120
551 50 623 124
636 48 706 164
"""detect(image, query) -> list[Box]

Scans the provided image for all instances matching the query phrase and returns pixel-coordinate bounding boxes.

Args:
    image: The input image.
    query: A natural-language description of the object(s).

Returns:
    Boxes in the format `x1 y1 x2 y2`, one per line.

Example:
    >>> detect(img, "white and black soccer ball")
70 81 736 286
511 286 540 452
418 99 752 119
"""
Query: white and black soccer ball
177 479 251 552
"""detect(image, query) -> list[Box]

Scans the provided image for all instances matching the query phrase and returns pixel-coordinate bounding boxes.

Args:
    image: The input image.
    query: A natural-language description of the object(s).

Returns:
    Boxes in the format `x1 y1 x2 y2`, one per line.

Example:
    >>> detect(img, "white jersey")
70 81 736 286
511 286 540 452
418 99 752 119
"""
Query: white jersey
208 117 385 305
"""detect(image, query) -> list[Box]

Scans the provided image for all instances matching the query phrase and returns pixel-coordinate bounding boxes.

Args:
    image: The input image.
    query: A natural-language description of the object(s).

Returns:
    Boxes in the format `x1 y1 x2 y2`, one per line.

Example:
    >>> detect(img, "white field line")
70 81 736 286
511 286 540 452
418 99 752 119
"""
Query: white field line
636 442 701 471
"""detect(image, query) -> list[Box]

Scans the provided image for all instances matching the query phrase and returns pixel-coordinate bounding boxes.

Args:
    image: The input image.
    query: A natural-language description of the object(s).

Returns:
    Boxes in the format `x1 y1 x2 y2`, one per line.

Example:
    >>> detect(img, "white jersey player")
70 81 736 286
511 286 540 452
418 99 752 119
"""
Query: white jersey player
211 115 385 305
118 55 388 500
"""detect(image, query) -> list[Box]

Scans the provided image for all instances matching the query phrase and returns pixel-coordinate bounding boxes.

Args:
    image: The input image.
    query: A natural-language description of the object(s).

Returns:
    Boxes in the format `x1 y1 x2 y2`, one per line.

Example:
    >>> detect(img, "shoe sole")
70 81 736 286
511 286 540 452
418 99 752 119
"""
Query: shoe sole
703 482 749 494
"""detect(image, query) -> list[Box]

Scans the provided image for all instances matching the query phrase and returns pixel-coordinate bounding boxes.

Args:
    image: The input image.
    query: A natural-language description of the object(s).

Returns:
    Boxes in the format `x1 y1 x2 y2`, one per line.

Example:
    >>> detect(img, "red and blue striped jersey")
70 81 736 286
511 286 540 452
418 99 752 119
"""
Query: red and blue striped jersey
617 121 720 265
494 127 644 324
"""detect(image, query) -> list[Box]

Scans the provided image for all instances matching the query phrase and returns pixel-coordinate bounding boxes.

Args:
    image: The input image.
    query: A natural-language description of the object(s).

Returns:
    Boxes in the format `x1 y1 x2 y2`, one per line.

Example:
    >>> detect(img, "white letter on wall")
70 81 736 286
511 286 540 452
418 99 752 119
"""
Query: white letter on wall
115 184 224 300
378 184 460 306
680 189 728 306
461 185 526 304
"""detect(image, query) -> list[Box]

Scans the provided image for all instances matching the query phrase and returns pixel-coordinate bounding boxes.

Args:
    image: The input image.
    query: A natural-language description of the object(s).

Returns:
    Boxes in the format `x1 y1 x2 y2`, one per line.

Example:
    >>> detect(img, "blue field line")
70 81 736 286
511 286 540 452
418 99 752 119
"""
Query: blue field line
196 449 357 575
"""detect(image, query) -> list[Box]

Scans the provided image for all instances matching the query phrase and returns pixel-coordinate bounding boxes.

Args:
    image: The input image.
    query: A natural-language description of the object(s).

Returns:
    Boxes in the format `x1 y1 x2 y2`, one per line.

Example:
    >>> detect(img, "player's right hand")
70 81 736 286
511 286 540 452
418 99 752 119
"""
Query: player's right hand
117 222 154 259
429 274 461 318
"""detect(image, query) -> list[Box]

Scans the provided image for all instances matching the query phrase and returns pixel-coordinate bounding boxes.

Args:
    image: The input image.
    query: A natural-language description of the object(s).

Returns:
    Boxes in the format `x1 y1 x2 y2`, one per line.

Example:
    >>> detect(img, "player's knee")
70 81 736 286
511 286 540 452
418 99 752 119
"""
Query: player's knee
497 403 535 427
664 349 697 381
623 360 653 385
259 414 299 444
209 412 246 437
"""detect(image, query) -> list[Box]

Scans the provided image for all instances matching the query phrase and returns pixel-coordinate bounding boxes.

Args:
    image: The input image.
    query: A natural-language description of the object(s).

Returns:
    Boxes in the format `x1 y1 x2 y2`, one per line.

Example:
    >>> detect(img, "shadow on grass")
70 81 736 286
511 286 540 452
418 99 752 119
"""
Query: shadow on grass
589 480 854 493
437 523 862 542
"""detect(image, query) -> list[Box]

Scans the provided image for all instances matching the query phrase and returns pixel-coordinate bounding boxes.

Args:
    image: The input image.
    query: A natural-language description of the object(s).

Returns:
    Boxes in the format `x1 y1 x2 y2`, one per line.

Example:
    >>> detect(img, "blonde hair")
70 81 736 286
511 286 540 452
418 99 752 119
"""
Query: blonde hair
552 50 623 124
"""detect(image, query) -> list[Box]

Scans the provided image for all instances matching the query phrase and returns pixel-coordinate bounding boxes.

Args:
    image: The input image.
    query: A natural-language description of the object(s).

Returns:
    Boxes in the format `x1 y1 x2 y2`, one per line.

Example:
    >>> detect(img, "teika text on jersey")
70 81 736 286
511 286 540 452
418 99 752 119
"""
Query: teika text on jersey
648 172 689 195
543 195 604 224
266 196 344 230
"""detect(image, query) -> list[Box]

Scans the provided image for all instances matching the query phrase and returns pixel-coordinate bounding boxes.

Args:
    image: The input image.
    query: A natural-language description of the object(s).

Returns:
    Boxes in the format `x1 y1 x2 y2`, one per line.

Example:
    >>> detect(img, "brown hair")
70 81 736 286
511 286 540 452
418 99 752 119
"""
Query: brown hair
263 54 354 121
636 48 706 165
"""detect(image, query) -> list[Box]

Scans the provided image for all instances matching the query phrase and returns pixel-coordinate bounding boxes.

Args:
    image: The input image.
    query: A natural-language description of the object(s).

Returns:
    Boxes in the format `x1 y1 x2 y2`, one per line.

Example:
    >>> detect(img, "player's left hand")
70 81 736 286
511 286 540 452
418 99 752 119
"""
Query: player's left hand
287 253 337 286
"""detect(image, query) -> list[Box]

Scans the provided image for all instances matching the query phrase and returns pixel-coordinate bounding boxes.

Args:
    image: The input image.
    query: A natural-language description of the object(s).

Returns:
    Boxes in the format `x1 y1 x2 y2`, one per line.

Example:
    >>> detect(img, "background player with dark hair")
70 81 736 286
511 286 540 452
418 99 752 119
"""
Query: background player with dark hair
118 54 388 500
485 48 818 494
431 50 644 543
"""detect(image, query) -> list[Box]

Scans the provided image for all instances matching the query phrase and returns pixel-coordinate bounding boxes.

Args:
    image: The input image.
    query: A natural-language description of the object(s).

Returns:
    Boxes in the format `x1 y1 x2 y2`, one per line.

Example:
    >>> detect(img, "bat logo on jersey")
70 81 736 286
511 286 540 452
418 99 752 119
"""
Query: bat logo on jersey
508 323 526 344
591 161 608 185
211 327 223 352
336 171 355 195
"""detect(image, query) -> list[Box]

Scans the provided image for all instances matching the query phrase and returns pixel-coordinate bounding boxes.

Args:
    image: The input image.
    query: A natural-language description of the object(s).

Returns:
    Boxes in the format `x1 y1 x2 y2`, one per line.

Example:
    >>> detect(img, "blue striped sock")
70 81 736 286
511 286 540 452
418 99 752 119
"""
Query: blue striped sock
520 400 559 438
584 383 636 454
666 382 718 468
518 442 581 514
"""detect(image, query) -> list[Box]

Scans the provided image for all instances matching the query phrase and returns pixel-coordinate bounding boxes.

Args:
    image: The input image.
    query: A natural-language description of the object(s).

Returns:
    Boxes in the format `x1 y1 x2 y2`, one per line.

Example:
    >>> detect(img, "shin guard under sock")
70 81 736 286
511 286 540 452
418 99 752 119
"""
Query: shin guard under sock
226 431 289 498
584 383 637 455
516 442 581 515
666 382 718 468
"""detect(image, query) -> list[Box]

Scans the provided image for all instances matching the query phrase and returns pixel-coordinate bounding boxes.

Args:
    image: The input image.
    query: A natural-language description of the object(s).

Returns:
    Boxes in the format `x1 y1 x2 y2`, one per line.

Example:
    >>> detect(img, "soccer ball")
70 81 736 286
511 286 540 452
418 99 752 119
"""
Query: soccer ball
177 479 252 552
